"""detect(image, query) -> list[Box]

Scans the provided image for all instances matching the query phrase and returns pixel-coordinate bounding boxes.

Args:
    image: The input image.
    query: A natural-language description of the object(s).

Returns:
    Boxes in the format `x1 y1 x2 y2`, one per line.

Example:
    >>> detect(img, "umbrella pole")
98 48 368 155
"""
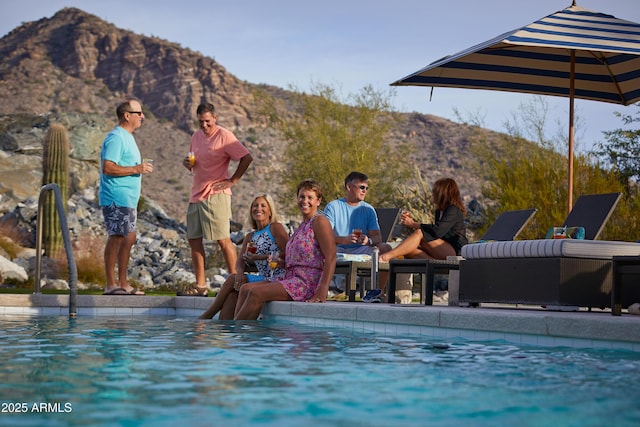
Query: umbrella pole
567 50 576 213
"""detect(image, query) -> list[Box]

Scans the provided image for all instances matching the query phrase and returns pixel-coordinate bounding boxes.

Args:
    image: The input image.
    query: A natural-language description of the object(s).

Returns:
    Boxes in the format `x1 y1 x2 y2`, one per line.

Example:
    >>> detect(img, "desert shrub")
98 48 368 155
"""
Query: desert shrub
73 234 106 285
0 220 31 259
257 82 411 214
0 235 23 260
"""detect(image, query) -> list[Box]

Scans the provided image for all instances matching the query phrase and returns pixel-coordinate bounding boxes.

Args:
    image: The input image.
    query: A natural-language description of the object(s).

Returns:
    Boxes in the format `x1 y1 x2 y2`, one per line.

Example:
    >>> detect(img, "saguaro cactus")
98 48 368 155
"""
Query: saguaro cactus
42 123 70 259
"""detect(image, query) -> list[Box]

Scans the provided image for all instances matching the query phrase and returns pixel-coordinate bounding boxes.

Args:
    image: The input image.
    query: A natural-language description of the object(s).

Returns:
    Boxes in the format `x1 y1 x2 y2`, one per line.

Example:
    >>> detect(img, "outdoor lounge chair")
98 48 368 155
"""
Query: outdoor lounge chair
458 192 640 310
374 208 402 242
561 192 620 240
335 207 401 301
387 208 538 305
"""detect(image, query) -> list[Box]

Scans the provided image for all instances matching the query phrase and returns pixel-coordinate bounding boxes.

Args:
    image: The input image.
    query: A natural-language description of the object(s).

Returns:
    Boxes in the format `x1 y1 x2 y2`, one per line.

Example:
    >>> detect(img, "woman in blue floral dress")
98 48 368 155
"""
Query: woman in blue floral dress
200 193 288 319
234 179 336 320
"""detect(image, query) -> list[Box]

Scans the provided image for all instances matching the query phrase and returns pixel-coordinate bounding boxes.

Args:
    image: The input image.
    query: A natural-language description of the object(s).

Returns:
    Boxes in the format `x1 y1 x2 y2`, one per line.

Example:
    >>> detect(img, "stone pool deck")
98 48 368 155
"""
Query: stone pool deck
1 294 639 351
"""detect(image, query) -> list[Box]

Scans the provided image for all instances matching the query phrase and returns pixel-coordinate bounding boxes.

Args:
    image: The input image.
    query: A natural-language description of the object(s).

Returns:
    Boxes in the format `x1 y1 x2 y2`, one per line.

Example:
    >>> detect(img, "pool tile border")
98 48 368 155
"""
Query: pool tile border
0 294 210 318
1 295 639 351
264 301 640 351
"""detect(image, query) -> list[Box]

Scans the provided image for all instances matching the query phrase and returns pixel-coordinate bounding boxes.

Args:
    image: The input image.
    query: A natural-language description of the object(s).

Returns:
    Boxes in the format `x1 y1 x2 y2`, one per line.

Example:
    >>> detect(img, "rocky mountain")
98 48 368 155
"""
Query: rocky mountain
0 7 262 129
0 7 518 290
0 7 508 232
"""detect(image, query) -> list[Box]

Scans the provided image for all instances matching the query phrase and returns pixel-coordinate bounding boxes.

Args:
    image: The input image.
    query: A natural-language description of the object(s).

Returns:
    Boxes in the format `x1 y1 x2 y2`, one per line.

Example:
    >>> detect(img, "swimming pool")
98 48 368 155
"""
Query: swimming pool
1 316 639 427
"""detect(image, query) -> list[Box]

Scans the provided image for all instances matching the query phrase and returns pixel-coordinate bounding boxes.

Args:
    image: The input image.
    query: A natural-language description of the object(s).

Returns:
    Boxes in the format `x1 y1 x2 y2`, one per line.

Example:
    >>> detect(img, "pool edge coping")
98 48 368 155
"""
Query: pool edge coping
1 294 639 351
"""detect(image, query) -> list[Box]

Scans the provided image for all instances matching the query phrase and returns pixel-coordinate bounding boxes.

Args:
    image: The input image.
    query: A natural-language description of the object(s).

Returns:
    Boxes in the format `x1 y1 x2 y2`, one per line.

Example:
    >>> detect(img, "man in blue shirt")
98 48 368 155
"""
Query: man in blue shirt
324 171 393 302
99 98 153 295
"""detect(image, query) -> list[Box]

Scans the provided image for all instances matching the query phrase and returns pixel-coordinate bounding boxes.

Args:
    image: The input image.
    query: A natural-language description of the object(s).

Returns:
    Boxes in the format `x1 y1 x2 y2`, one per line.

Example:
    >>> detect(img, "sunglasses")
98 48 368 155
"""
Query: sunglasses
357 185 369 191
127 111 143 115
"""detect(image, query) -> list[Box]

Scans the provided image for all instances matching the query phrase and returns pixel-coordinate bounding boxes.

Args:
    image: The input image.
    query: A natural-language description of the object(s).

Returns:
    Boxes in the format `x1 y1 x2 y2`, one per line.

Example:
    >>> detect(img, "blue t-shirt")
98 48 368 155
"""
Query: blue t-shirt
98 126 142 208
324 198 380 251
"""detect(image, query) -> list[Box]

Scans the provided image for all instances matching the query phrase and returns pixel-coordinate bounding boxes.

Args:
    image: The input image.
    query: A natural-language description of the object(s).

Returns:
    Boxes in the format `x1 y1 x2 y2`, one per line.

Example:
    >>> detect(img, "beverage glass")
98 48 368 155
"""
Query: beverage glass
142 158 153 164
352 228 362 244
553 226 567 239
246 241 257 254
268 251 279 280
186 151 195 175
400 209 411 225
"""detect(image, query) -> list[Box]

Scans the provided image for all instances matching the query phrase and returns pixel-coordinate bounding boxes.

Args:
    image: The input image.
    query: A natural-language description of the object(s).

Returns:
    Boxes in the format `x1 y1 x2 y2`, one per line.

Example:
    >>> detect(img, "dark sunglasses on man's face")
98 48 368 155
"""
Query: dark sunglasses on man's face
357 185 368 191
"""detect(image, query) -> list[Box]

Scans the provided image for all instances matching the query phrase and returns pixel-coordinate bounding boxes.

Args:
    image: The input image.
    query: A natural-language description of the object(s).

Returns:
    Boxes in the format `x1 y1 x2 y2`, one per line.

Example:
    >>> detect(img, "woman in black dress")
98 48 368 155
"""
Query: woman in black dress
379 178 467 261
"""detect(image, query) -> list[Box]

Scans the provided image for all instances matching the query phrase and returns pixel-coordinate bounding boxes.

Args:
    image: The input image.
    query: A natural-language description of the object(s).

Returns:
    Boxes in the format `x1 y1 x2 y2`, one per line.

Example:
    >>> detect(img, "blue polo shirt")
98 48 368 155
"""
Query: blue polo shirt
98 126 141 208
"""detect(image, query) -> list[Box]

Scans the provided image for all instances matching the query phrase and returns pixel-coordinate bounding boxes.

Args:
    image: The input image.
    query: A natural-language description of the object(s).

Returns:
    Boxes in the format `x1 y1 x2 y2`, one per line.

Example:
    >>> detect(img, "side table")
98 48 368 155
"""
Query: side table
612 256 640 316
334 260 389 302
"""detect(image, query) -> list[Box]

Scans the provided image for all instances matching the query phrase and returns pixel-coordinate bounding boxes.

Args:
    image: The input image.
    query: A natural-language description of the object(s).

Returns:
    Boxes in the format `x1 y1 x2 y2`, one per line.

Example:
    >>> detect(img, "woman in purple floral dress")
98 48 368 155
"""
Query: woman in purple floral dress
234 179 336 320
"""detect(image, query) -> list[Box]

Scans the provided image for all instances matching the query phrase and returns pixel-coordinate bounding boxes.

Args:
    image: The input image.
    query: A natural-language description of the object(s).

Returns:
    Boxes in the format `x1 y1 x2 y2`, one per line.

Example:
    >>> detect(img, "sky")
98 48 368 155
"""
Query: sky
1 0 638 152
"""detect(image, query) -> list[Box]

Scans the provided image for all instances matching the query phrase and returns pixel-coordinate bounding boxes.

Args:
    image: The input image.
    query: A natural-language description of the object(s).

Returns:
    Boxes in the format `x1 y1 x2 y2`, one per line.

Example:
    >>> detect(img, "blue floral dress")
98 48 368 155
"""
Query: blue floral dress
247 223 285 282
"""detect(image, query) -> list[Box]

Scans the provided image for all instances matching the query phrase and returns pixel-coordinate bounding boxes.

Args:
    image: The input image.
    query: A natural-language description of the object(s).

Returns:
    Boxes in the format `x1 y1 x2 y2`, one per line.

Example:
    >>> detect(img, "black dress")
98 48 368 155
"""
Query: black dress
420 205 468 255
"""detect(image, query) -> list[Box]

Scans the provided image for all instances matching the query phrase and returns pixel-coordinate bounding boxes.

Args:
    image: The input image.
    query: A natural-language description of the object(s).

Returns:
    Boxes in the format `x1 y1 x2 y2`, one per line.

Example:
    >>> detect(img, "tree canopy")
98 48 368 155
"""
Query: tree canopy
257 83 412 215
592 106 640 185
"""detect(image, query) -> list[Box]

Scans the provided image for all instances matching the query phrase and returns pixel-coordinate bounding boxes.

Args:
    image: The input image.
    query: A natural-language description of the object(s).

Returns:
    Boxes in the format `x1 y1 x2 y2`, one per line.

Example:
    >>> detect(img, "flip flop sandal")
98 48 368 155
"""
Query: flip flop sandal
103 287 129 295
177 286 208 297
126 288 145 296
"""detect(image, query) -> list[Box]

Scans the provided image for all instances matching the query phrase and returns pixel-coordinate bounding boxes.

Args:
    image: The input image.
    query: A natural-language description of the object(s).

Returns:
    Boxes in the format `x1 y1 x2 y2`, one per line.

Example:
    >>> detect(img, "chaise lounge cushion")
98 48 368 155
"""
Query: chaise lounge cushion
461 239 640 260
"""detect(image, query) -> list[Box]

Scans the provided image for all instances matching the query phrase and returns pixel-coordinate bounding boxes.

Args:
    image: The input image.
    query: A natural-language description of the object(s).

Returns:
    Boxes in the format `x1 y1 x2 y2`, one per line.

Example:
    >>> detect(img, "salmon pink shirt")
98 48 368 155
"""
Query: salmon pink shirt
189 125 249 203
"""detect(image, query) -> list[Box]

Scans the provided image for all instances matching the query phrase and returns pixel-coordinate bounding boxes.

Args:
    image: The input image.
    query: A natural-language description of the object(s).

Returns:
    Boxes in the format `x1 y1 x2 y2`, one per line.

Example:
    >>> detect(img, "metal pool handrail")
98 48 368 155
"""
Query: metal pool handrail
34 183 78 318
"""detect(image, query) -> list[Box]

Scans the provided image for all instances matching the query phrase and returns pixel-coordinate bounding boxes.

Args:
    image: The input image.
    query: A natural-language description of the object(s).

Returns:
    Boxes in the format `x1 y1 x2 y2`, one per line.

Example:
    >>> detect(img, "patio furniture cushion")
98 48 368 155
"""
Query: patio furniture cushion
336 253 371 262
461 239 640 260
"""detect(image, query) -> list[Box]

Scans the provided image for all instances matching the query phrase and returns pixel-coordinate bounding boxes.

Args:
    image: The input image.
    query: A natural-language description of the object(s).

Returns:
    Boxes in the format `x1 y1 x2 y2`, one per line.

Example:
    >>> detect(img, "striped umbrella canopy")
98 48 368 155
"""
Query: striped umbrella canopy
392 1 640 212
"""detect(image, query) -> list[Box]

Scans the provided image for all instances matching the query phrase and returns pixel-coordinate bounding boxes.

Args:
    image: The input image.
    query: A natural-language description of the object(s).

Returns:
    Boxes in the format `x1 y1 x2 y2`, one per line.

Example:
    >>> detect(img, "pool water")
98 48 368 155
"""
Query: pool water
1 317 639 427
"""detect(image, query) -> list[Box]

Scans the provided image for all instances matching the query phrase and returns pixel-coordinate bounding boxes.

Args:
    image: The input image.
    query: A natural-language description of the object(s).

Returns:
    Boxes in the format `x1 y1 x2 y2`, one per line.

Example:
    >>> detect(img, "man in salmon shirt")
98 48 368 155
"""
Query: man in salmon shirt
178 102 253 296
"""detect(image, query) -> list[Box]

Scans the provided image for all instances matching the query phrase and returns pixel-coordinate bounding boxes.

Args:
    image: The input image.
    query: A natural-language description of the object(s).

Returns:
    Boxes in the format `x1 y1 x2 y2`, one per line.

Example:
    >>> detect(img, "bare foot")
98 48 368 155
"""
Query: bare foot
123 287 145 295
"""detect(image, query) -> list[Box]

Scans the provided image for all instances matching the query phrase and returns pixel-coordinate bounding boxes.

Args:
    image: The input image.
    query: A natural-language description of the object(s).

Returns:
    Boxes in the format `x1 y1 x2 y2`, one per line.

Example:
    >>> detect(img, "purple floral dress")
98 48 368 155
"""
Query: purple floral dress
280 213 325 301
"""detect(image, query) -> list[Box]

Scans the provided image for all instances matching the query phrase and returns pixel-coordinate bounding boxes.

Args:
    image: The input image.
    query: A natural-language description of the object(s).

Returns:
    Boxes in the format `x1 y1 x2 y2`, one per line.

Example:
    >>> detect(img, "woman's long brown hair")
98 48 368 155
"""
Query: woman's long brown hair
432 178 466 215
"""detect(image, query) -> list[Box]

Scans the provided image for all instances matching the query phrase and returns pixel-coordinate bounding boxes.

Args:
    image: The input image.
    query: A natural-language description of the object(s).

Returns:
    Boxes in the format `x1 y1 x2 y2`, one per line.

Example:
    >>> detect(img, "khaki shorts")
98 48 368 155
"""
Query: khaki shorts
186 193 231 241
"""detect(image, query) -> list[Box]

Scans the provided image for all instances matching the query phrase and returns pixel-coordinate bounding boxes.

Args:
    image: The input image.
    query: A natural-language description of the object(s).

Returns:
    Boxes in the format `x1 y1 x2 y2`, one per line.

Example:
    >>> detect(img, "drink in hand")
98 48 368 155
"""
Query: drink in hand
188 151 195 166
268 252 279 280
352 228 362 243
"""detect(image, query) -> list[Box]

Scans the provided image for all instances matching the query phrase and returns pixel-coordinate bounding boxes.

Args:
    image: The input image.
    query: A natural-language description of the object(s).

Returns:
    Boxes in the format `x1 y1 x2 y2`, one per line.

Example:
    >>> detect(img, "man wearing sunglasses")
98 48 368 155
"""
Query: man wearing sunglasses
324 171 392 302
99 98 153 296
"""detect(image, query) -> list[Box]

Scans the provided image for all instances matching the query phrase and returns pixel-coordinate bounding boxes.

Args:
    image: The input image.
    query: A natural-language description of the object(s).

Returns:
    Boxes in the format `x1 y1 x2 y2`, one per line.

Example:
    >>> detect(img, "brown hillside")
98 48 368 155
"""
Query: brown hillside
0 7 505 227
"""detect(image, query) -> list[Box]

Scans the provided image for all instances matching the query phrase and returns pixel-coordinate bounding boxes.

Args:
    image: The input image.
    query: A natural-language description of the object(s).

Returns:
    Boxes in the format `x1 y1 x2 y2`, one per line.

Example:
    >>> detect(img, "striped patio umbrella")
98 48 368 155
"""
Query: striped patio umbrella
392 1 640 212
